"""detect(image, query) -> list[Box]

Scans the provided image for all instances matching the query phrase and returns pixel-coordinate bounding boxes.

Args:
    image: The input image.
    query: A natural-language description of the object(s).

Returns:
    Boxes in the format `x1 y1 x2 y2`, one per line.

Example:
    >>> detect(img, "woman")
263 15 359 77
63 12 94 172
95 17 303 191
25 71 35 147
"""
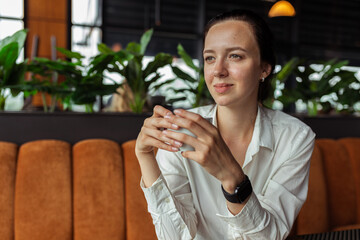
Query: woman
135 9 315 240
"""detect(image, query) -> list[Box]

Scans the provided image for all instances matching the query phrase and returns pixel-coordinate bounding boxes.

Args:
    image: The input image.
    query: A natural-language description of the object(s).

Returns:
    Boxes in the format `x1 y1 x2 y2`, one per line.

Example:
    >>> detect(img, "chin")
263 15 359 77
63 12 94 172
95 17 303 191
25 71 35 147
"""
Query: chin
213 97 234 107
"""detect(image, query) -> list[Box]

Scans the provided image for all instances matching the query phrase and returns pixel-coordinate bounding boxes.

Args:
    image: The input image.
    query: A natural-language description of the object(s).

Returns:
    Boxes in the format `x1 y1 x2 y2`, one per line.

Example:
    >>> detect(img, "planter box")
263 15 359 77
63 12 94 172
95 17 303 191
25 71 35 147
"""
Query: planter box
0 111 150 145
0 111 359 145
297 115 360 139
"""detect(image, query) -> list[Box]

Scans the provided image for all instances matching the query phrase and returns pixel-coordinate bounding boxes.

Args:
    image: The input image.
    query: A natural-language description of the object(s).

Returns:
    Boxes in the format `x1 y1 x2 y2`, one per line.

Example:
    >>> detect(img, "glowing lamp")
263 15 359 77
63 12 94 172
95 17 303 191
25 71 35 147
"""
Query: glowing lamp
268 1 296 18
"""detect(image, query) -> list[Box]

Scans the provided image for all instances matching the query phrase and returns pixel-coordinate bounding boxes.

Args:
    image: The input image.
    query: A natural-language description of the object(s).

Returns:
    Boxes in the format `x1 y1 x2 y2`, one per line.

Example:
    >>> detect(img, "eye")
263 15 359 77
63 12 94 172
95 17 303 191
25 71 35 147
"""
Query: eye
229 54 242 59
204 56 215 63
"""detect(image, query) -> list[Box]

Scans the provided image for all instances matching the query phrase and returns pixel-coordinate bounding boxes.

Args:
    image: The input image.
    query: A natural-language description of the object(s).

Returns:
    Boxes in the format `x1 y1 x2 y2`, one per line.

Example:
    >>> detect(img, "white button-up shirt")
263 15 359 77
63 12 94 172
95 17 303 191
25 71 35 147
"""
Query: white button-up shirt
141 105 315 240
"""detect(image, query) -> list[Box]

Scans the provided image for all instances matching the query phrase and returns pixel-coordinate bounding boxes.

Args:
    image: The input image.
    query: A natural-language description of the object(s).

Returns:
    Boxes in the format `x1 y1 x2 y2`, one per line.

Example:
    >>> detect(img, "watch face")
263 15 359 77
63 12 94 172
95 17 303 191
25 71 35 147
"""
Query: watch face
221 175 252 203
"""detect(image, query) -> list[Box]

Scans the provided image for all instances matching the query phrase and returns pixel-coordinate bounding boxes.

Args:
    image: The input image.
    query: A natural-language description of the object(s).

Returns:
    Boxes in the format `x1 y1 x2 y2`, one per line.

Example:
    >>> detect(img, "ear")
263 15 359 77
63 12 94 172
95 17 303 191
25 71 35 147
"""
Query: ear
261 62 272 79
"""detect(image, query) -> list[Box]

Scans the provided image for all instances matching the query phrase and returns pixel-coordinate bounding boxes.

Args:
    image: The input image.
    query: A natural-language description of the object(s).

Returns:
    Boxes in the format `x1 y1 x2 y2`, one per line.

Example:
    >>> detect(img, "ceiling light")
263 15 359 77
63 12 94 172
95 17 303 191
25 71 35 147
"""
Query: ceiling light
268 0 296 18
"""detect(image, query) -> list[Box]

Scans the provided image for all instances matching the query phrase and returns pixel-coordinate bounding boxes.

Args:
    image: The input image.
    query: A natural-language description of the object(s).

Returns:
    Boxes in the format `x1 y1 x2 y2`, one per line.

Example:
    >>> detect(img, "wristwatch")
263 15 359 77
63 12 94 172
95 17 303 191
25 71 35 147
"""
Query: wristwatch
221 175 253 203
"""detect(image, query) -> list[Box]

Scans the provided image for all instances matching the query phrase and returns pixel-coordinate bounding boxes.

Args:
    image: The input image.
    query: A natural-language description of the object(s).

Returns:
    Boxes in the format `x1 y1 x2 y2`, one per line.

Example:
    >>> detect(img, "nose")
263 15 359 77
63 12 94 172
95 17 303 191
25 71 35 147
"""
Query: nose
213 59 228 78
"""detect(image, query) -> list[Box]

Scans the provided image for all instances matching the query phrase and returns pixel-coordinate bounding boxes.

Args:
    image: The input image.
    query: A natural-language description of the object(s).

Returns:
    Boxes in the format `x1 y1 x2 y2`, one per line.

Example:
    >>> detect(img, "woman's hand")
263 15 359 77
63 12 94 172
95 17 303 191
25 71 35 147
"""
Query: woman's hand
162 109 245 192
135 105 183 158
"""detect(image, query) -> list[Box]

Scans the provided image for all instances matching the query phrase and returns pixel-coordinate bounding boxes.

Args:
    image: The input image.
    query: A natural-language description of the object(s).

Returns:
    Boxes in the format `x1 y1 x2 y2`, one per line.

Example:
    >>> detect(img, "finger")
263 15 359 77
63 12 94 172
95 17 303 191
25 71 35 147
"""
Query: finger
144 116 180 130
173 109 214 132
162 129 200 151
142 135 180 152
143 126 184 149
152 105 174 118
165 113 210 140
181 150 197 160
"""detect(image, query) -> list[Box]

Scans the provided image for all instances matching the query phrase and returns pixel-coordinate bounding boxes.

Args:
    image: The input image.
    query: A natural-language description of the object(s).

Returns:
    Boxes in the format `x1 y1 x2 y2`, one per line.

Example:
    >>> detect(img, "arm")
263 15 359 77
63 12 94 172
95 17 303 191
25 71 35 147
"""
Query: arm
162 109 315 239
141 150 198 239
135 106 198 239
135 105 179 187
220 127 315 239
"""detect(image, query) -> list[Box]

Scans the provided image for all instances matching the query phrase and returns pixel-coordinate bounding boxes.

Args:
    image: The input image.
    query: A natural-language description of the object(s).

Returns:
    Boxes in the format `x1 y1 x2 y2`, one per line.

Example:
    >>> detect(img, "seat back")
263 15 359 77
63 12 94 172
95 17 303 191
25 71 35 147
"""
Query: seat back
122 140 157 240
0 139 126 240
296 138 360 235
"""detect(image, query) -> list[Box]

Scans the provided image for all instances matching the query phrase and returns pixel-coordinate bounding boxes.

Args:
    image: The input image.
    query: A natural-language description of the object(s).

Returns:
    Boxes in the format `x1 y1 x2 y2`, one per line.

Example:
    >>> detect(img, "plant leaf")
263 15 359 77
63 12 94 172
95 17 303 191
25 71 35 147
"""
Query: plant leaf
151 78 176 91
0 29 28 54
166 96 188 104
140 29 153 55
171 66 197 83
177 44 199 71
97 43 114 54
126 42 141 54
322 59 349 80
0 42 19 83
143 52 172 79
56 47 85 60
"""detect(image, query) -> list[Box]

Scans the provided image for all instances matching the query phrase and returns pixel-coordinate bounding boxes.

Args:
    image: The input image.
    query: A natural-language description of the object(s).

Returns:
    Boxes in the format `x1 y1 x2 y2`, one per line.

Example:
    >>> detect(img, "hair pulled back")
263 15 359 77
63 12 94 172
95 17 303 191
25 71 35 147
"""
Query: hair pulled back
204 9 276 103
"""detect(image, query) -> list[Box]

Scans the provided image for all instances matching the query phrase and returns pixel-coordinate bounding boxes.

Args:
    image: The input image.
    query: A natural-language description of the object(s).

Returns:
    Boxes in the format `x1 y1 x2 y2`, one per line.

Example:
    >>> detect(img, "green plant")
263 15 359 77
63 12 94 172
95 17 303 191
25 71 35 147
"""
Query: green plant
269 58 359 116
25 46 123 113
0 29 27 110
103 29 173 113
167 44 213 108
263 57 300 109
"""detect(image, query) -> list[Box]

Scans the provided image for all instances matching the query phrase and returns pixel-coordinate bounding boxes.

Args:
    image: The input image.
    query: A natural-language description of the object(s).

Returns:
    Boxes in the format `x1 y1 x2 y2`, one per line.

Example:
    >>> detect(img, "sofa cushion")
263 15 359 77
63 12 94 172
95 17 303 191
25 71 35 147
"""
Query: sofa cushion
122 140 157 240
296 143 329 235
339 138 360 223
317 139 357 229
73 139 125 240
14 140 72 240
0 142 17 240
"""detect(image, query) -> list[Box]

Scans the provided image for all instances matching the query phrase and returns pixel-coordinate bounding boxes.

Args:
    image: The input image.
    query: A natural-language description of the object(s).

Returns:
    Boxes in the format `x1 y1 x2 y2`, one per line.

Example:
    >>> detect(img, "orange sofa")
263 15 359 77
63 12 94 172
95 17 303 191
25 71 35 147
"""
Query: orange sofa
0 138 359 239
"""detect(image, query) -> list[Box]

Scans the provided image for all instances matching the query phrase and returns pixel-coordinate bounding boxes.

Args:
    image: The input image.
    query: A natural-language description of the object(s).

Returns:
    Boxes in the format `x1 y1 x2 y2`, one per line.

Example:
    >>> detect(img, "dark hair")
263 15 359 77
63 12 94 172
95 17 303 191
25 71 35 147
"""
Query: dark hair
204 9 276 103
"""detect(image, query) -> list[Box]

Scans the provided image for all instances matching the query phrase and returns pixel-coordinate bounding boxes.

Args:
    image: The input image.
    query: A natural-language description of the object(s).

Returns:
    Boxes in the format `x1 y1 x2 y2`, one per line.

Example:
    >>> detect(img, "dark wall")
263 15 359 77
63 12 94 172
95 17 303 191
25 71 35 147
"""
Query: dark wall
103 0 360 66
0 112 359 145
0 112 149 145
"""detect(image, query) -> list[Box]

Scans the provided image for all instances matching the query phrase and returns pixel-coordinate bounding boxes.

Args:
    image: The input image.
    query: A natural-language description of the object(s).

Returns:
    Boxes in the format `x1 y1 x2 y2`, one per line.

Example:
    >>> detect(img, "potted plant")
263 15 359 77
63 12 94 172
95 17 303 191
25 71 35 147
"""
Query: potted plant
100 29 174 113
25 46 123 113
0 29 27 110
269 58 359 116
166 44 213 108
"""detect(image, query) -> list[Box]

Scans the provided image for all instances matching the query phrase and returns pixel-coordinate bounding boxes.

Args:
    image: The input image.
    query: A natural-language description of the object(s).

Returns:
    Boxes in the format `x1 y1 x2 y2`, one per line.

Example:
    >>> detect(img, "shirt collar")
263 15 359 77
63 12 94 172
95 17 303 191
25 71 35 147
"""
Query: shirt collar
199 104 275 152
202 104 275 167
258 106 275 151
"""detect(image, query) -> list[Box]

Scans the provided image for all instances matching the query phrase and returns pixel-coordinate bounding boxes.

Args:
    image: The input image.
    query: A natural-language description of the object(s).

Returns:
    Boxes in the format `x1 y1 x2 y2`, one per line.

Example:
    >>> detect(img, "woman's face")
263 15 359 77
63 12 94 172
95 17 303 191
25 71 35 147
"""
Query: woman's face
203 20 269 108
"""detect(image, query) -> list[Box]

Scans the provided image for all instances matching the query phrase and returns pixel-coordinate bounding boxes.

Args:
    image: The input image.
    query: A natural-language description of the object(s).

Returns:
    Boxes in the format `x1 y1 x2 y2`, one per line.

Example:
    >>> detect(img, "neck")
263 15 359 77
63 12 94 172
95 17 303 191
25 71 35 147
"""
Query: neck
216 101 258 142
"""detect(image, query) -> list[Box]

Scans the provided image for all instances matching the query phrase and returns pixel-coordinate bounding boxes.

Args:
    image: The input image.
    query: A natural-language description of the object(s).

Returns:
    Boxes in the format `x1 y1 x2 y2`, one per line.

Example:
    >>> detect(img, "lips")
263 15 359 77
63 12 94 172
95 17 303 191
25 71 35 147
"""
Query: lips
214 83 233 93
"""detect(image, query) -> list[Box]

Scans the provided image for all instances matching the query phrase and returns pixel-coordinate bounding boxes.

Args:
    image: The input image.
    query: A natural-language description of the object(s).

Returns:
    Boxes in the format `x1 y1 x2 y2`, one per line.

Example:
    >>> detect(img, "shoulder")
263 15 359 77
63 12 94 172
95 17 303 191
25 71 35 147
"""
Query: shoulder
261 107 316 151
262 107 313 135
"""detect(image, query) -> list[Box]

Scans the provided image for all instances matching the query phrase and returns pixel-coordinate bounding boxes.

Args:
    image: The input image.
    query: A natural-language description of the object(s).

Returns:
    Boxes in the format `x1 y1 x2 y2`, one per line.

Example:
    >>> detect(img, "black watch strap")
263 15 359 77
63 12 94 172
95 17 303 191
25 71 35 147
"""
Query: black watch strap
221 175 252 203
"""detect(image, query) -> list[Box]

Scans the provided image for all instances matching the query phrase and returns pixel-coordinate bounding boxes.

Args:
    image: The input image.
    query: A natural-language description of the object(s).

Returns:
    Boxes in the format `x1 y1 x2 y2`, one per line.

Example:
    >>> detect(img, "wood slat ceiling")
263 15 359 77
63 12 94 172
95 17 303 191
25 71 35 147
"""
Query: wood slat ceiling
103 0 360 65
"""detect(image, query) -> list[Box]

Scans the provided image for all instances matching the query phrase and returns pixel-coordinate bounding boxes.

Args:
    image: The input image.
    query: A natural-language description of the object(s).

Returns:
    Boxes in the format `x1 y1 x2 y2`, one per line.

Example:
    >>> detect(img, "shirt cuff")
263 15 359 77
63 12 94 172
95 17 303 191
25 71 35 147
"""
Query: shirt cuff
216 192 267 232
140 174 177 214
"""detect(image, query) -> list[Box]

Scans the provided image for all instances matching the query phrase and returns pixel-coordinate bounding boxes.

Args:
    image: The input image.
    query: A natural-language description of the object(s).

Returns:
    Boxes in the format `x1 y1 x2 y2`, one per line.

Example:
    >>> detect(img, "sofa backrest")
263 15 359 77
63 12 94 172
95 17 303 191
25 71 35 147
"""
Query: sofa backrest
295 138 360 235
0 139 153 240
1 138 359 239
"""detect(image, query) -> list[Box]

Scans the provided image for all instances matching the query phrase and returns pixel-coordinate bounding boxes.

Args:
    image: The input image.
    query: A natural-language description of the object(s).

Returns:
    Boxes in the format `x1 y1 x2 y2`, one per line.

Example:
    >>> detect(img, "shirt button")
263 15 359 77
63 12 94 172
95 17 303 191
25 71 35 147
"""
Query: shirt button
180 224 186 230
165 197 171 203
157 185 163 191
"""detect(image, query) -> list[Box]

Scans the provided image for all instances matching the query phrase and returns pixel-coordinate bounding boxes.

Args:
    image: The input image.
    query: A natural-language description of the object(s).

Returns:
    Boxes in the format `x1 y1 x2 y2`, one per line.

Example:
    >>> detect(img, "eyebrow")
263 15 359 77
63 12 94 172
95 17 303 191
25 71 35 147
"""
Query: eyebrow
203 47 247 54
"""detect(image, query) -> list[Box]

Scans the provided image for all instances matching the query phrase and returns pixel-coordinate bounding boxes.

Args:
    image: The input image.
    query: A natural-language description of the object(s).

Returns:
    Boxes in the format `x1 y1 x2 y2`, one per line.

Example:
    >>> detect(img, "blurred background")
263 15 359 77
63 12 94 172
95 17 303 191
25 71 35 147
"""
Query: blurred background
0 0 359 114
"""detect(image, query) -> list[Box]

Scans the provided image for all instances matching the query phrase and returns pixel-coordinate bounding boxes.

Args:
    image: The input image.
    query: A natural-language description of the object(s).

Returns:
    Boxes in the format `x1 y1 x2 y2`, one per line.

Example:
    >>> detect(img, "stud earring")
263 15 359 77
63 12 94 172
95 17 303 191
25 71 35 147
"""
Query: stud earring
261 77 265 83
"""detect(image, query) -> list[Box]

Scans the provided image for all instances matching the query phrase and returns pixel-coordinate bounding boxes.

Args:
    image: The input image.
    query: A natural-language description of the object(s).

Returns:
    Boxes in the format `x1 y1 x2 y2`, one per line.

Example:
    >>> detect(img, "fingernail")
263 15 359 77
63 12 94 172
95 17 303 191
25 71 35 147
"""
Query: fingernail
174 141 182 147
172 124 178 129
163 130 168 135
164 115 171 119
174 109 181 114
172 147 179 151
